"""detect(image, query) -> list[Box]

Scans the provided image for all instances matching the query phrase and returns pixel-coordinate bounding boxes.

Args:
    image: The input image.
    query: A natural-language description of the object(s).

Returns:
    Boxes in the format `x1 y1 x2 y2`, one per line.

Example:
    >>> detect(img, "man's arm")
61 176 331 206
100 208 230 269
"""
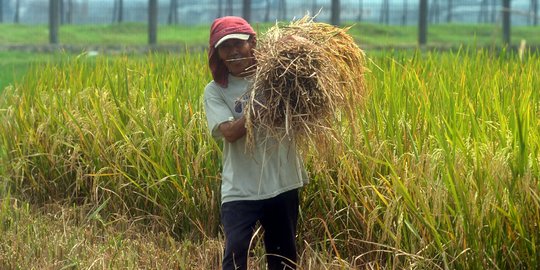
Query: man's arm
218 116 246 143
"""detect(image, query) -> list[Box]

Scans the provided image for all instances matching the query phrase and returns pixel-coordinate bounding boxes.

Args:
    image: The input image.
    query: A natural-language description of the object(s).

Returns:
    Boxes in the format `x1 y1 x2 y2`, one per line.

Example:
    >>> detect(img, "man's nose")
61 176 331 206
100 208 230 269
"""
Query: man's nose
228 46 239 55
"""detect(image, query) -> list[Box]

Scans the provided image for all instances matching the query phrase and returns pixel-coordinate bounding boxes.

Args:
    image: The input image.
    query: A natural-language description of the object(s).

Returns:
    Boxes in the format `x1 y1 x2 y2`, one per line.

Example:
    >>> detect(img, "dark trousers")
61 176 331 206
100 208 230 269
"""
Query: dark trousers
221 189 299 270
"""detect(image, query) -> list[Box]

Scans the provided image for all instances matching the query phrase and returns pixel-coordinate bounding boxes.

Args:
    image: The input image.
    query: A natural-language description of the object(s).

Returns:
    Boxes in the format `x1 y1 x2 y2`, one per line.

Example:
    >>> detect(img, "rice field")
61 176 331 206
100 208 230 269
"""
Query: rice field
0 48 539 269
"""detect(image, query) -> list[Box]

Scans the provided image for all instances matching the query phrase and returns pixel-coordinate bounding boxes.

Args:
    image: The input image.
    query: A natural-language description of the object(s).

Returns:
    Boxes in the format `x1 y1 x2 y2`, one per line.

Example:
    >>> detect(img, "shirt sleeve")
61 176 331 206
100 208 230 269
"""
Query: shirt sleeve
203 84 234 139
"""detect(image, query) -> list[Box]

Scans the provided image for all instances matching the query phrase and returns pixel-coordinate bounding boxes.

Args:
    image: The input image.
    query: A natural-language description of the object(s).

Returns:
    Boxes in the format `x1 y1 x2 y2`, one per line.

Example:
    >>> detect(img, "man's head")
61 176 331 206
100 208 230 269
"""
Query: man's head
209 16 256 87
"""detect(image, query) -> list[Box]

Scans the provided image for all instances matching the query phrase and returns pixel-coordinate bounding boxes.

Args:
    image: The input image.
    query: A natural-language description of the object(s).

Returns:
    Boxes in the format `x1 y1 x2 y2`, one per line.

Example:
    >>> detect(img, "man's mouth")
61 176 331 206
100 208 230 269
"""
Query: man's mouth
226 56 253 62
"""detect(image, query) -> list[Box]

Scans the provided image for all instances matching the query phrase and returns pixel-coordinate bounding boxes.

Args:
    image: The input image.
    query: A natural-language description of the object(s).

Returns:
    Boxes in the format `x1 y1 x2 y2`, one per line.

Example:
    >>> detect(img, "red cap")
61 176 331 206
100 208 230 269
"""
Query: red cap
208 16 256 88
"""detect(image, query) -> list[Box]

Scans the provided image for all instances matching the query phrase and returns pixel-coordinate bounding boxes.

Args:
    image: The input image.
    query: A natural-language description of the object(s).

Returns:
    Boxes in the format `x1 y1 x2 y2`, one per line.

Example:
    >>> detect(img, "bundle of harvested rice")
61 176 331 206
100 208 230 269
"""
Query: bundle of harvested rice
245 15 367 148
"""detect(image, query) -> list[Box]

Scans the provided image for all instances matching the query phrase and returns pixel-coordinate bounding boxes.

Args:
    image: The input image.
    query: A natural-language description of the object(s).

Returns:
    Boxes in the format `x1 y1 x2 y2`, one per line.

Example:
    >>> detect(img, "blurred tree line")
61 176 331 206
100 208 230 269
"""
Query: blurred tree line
0 0 537 46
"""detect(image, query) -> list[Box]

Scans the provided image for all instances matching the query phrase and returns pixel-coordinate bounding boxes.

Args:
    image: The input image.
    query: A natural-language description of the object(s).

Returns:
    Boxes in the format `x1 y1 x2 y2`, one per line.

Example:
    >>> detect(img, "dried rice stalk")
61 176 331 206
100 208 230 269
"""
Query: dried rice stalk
245 15 367 150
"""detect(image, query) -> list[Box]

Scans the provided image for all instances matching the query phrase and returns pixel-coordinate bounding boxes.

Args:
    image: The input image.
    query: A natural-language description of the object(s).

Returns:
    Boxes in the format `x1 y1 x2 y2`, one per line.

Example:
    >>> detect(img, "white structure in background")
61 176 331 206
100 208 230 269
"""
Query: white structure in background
0 0 536 26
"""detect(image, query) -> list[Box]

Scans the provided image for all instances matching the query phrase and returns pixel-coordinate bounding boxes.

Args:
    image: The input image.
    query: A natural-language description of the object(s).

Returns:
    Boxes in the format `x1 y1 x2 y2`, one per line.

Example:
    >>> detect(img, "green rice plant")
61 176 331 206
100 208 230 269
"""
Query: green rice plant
0 52 222 239
0 48 539 269
299 48 539 268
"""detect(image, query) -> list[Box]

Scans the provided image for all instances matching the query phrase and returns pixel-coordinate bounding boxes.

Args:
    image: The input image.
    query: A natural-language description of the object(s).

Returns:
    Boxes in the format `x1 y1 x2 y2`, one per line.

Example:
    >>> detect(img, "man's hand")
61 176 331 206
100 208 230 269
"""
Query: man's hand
219 116 247 143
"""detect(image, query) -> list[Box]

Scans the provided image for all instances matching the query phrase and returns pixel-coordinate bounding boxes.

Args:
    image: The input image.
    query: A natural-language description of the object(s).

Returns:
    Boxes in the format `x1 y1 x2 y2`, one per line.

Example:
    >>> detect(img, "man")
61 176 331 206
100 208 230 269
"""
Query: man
203 16 309 270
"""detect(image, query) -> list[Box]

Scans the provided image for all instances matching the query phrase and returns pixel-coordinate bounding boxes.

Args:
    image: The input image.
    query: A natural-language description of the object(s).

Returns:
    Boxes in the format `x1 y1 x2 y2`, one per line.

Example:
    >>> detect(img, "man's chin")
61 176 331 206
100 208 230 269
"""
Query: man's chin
227 65 249 75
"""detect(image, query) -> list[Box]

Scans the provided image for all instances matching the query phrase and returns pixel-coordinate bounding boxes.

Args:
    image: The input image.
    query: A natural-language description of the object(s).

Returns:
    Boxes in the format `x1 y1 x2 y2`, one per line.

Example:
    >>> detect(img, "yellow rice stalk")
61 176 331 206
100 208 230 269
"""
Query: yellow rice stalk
245 15 367 150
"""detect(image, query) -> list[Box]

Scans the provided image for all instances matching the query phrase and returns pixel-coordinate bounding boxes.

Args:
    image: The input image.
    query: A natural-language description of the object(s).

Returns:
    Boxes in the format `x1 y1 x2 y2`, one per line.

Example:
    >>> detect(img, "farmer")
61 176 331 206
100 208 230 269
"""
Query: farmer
203 16 309 270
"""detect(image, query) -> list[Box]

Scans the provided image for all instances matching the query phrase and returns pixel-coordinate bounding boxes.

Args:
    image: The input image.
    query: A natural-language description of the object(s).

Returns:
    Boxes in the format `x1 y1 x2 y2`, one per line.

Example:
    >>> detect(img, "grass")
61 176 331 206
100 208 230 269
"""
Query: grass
0 48 538 269
0 23 222 47
0 195 222 269
347 22 540 47
0 52 64 93
0 22 539 48
0 194 370 269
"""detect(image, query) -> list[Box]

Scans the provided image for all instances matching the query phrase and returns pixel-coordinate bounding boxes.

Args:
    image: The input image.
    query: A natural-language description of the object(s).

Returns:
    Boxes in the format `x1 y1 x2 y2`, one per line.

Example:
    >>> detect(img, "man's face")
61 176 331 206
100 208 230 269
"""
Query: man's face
217 38 256 77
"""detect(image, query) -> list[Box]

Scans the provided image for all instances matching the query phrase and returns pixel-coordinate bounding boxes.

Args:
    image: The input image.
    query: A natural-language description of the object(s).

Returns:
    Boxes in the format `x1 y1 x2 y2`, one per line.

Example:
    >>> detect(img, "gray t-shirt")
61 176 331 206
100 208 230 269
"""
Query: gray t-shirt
203 74 308 204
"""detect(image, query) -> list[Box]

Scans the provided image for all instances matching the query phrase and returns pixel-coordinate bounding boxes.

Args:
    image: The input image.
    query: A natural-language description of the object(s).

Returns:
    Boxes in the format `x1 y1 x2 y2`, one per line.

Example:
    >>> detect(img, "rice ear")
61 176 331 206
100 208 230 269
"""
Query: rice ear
245 15 367 151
